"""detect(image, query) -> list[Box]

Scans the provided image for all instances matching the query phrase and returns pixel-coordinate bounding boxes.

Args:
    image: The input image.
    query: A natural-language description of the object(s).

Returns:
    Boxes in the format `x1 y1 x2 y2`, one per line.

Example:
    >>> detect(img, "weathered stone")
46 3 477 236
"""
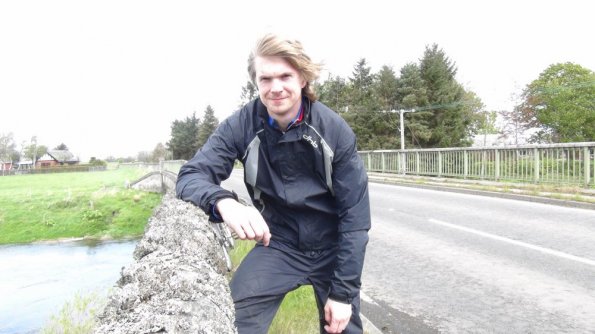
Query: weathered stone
95 193 237 334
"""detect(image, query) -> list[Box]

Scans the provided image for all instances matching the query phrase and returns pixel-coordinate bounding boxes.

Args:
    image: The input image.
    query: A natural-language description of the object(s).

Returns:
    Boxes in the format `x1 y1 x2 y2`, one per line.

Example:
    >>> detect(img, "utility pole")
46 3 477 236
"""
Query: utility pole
394 109 416 174
378 109 418 174
399 109 405 150
396 109 417 149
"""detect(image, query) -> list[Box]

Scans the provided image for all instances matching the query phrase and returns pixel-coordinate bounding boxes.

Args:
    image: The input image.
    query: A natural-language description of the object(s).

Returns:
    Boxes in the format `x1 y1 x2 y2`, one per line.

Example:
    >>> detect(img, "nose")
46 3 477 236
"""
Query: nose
271 79 283 93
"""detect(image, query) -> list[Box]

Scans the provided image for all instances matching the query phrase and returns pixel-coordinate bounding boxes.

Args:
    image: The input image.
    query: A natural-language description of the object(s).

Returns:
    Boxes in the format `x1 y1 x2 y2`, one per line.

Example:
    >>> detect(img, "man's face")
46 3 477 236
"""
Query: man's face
254 56 306 120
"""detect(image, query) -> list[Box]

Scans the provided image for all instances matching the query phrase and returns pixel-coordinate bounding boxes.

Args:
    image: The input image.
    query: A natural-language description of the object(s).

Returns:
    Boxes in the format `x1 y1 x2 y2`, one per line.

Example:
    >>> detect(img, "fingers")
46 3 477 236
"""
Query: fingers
262 230 271 247
324 318 348 334
218 199 271 246
229 220 246 240
247 207 264 240
324 303 342 333
247 207 271 246
324 299 351 333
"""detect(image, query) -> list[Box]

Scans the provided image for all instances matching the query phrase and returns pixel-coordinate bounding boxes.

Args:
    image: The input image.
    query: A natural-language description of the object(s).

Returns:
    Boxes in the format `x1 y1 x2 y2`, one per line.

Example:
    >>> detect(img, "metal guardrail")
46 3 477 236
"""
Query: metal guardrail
160 160 186 174
359 142 595 188
128 143 595 188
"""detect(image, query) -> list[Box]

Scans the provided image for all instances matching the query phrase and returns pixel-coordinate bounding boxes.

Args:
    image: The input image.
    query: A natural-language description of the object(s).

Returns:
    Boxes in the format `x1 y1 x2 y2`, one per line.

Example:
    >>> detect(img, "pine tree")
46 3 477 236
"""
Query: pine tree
396 63 432 147
419 44 472 147
166 112 200 160
373 65 399 111
317 74 349 113
54 143 69 150
196 105 220 148
238 81 258 108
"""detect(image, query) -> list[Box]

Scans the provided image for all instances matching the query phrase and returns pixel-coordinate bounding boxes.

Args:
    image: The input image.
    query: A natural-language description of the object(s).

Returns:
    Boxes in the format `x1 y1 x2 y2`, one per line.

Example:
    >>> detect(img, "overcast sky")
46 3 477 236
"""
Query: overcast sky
1 0 593 161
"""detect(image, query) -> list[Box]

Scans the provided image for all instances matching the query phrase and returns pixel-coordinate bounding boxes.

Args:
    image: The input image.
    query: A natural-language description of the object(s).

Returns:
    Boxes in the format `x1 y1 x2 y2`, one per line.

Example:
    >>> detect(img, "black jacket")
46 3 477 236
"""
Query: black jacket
176 98 370 303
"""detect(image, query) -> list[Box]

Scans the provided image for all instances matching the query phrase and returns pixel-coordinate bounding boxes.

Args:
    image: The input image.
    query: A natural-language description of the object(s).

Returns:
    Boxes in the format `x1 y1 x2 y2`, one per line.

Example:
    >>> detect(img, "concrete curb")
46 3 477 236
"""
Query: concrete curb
360 291 385 334
362 313 384 334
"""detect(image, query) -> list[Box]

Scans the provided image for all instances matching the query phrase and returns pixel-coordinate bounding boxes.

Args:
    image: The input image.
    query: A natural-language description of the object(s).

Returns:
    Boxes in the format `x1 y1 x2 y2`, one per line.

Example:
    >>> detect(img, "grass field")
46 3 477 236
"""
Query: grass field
0 168 162 244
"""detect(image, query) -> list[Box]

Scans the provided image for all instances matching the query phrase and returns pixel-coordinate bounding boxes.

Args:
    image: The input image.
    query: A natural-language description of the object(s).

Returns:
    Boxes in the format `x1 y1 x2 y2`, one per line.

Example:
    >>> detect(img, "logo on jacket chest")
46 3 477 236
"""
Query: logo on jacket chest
302 134 319 149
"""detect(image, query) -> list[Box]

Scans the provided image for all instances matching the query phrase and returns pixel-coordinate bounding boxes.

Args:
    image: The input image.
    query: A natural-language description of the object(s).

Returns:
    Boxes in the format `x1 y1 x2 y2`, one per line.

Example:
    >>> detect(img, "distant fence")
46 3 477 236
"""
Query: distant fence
360 142 595 188
1 165 106 176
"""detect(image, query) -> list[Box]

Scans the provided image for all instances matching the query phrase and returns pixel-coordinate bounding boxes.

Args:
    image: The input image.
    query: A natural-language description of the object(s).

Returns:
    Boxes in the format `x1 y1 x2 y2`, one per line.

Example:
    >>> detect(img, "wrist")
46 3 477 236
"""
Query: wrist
208 192 239 223
328 293 352 305
216 198 238 212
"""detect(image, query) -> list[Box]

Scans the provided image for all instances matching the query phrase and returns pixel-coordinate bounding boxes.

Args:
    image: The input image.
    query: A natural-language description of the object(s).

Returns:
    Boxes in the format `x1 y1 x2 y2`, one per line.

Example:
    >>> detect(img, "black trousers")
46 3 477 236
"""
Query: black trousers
230 243 362 334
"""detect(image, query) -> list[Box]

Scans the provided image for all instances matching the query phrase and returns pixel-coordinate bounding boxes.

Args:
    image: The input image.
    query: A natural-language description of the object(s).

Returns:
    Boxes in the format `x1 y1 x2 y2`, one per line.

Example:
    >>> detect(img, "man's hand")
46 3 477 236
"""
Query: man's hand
216 198 271 246
324 298 352 333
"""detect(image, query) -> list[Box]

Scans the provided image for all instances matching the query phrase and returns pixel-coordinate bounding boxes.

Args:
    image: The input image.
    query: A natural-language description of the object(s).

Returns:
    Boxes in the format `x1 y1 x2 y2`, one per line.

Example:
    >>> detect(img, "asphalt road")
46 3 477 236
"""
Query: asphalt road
222 171 595 333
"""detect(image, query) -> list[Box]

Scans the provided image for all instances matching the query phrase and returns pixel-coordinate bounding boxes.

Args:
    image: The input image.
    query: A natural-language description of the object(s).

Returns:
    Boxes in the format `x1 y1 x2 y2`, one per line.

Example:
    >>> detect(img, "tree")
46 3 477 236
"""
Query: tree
238 81 258 107
316 74 349 113
89 157 107 166
516 62 595 143
396 63 432 147
137 151 152 163
499 106 529 145
54 143 69 150
462 91 498 146
0 133 18 162
151 142 170 162
348 58 377 111
340 59 391 150
419 44 474 147
373 65 399 111
167 112 201 160
351 58 374 91
22 136 47 163
197 105 220 148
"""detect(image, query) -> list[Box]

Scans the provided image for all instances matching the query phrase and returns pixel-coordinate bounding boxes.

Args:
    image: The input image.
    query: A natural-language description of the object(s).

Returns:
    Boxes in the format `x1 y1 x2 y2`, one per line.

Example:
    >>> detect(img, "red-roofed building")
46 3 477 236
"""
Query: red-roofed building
36 150 79 168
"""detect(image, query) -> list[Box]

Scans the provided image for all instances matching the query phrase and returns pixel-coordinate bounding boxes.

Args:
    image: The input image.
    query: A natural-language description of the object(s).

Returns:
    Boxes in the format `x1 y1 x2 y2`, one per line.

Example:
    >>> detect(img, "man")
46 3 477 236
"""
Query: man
176 33 370 334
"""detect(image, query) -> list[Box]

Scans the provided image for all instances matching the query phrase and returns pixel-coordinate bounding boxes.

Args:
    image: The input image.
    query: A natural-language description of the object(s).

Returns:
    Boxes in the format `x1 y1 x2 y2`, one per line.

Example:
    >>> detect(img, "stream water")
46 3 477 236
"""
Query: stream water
0 239 137 334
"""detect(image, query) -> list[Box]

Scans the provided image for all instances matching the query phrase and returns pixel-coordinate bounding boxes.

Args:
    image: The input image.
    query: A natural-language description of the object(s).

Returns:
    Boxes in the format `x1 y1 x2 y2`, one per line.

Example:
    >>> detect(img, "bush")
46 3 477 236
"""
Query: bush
41 291 106 334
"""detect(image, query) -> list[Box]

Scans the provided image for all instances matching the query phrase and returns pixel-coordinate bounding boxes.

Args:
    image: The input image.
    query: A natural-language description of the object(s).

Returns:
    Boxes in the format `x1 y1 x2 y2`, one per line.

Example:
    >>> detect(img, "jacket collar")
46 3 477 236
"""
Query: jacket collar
255 96 312 129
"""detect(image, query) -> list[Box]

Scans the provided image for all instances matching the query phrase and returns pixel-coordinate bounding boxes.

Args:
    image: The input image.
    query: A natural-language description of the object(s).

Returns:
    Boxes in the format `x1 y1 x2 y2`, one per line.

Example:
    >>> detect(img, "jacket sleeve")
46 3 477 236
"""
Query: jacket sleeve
176 117 240 222
328 123 371 304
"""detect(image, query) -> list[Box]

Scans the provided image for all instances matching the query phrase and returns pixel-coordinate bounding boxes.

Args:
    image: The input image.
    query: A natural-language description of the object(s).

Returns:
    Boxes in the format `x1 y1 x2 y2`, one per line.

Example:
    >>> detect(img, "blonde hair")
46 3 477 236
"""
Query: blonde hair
248 33 322 101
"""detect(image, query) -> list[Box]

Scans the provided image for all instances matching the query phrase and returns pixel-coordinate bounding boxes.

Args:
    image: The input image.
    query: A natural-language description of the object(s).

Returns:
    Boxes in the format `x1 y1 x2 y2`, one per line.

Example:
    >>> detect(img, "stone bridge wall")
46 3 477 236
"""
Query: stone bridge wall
128 171 177 193
95 192 237 333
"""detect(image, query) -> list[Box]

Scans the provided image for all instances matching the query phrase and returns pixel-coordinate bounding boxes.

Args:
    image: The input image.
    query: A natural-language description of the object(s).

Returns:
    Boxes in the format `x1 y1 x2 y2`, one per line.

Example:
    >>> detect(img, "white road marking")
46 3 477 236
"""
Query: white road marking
428 218 595 267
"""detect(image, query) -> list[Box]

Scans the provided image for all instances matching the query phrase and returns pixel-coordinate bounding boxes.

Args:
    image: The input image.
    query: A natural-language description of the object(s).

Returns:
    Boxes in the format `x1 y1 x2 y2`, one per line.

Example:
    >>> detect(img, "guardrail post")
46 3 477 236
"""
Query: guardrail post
400 151 407 175
463 150 468 179
495 149 500 181
416 152 420 175
534 148 540 183
481 151 487 179
438 151 442 177
367 152 371 171
585 147 591 187
381 152 385 173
